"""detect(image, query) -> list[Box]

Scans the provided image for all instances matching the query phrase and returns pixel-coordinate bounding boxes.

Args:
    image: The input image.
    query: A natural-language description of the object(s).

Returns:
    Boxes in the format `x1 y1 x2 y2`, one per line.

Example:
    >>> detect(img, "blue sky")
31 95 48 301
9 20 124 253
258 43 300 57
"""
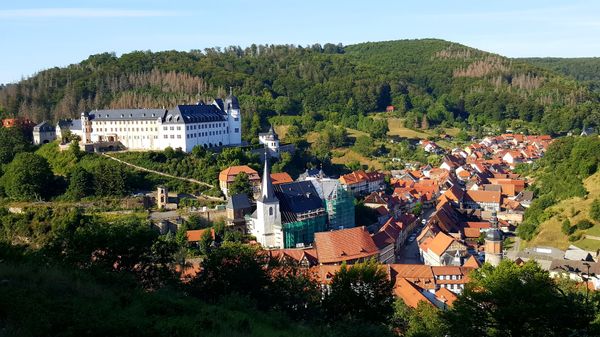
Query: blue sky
1 0 600 84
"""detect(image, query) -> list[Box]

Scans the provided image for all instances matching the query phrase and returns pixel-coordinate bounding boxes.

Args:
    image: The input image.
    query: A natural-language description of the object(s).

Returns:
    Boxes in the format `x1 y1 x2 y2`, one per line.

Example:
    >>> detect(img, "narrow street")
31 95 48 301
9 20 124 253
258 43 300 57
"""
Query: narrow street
395 206 436 264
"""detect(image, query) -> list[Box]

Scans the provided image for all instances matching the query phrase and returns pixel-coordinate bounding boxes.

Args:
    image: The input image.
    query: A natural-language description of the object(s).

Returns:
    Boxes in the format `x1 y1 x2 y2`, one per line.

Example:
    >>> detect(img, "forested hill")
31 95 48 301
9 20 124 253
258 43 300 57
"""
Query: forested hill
1 39 599 134
519 57 600 93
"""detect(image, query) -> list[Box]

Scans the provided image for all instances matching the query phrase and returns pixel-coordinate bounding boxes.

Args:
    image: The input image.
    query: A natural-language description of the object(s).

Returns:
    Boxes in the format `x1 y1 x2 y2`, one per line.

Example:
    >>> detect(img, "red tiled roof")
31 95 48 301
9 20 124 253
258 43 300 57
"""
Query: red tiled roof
270 172 293 185
436 287 458 306
465 190 501 203
219 165 260 182
427 232 455 256
186 228 215 242
314 226 379 264
463 255 481 268
394 278 433 308
309 265 341 285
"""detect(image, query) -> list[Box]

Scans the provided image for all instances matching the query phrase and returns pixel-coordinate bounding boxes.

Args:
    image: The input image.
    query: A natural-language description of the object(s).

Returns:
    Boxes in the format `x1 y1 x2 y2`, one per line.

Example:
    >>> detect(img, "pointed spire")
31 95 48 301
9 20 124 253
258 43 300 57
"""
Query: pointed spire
260 151 277 202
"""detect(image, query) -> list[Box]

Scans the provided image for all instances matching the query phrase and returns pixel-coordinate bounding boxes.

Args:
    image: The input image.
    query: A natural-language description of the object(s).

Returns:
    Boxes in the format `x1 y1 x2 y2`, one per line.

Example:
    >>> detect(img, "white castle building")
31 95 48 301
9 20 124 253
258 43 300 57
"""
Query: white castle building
56 94 241 152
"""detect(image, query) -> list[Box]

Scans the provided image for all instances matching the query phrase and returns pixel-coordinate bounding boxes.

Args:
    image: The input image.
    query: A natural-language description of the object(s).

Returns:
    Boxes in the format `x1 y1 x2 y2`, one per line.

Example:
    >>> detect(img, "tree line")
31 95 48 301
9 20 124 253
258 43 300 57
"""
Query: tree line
1 39 598 139
1 206 599 336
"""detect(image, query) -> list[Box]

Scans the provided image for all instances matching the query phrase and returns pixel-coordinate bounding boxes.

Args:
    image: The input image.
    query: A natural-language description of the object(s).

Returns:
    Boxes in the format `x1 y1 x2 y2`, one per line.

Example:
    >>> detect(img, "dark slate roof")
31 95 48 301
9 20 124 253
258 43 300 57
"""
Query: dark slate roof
297 168 325 181
486 228 503 241
259 125 279 140
274 181 324 223
33 121 54 132
224 94 240 110
213 99 224 111
91 109 166 121
163 104 227 124
227 193 252 210
57 119 82 131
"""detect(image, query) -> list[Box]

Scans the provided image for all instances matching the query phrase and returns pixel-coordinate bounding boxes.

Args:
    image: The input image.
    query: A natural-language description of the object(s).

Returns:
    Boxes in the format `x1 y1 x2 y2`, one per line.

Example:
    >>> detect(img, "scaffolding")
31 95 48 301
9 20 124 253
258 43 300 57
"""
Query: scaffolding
325 184 356 230
282 214 327 248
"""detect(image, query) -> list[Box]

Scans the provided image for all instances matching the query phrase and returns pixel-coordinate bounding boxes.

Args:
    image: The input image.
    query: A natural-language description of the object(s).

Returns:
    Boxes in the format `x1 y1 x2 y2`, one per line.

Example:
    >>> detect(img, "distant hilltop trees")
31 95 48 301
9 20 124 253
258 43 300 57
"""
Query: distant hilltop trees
0 39 598 135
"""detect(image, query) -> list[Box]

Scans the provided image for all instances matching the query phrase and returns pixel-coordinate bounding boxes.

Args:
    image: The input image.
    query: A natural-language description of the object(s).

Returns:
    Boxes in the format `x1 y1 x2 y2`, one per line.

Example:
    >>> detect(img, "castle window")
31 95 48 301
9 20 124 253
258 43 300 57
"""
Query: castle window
269 207 273 216
235 128 239 133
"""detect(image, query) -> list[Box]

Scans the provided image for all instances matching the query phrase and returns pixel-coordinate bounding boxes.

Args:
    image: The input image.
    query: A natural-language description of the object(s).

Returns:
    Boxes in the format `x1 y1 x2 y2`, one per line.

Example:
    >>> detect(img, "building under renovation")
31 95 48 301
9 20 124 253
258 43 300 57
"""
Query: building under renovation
247 158 354 249
309 178 355 230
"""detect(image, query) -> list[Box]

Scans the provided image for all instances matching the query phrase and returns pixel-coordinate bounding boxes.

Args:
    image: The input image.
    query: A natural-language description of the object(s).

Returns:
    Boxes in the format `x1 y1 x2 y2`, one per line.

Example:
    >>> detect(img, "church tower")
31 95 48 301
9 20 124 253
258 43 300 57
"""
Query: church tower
484 211 503 266
251 153 282 248
225 88 242 145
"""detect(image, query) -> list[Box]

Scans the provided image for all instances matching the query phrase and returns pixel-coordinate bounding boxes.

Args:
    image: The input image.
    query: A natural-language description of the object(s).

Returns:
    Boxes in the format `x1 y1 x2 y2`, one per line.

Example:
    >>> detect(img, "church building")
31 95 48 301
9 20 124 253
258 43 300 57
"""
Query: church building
248 155 328 249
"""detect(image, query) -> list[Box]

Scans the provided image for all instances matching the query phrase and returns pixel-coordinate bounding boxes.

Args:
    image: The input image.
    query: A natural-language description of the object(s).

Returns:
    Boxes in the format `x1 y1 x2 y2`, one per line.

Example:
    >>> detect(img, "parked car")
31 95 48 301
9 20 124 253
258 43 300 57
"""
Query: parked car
421 219 427 225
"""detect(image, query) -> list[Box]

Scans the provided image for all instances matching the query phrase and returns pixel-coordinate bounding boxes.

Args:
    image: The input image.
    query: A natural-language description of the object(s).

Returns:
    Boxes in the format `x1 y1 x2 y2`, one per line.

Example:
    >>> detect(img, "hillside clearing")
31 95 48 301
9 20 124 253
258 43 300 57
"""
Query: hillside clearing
526 172 600 251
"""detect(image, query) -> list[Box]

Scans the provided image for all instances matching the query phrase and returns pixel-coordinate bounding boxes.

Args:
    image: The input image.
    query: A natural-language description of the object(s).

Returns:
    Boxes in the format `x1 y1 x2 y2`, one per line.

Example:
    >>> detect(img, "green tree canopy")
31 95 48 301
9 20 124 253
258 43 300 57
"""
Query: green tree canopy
1 153 54 201
353 135 375 156
65 166 92 200
324 259 394 324
0 127 30 165
228 172 253 199
444 260 595 337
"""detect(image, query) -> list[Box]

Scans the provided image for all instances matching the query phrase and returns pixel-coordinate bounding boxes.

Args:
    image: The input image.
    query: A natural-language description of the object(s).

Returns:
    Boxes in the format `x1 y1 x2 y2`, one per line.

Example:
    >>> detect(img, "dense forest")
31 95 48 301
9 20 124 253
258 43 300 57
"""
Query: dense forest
520 57 600 93
1 39 599 136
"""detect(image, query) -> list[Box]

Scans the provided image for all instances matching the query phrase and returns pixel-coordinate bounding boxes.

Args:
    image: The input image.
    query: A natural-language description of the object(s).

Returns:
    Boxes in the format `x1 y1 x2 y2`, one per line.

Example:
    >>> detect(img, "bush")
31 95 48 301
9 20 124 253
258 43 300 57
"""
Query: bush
576 219 594 230
561 219 574 235
568 233 583 242
590 199 600 222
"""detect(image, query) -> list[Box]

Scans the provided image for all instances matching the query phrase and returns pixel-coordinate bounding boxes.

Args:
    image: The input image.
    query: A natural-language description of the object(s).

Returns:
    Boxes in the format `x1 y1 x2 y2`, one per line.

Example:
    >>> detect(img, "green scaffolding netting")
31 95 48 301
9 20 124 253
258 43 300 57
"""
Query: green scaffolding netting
282 215 327 248
325 185 355 230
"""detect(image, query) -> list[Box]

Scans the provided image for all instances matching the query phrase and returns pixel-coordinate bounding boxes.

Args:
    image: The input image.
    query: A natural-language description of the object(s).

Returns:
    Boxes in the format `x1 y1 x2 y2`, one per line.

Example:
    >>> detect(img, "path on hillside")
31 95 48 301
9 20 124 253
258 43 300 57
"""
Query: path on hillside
102 153 224 201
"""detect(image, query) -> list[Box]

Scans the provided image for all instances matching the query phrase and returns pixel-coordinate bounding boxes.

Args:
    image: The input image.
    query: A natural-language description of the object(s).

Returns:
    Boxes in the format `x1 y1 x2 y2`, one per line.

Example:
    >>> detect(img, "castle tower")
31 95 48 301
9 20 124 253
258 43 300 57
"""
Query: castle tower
259 125 280 158
157 186 169 209
80 111 92 143
225 88 242 145
484 211 503 266
251 153 282 248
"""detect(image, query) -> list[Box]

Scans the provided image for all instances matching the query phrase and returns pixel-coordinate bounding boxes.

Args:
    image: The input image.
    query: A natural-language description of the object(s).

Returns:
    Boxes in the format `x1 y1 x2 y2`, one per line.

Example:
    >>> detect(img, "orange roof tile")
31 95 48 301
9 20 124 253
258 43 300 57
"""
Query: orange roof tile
309 265 342 285
314 226 379 264
463 227 482 239
463 255 481 269
435 287 458 306
186 228 215 242
394 278 433 308
270 172 293 185
219 165 259 182
427 232 456 256
465 190 501 203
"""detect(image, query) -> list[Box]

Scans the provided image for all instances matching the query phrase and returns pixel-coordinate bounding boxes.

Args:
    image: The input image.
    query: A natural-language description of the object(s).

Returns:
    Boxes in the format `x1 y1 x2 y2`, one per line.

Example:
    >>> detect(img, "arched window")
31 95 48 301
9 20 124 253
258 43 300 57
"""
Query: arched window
269 207 273 216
